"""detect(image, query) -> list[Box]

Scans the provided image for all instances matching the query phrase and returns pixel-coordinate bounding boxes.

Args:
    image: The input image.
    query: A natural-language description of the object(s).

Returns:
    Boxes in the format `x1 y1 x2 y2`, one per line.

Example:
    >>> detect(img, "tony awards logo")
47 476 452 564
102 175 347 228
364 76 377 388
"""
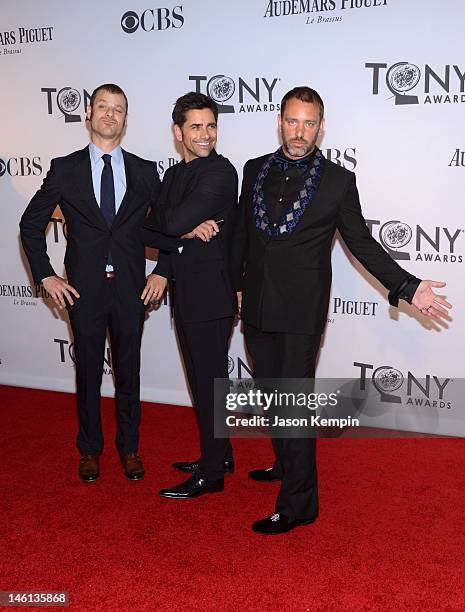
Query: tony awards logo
366 61 465 106
385 62 421 105
372 366 404 403
189 74 281 114
41 86 91 123
207 75 235 113
379 220 413 260
56 87 81 122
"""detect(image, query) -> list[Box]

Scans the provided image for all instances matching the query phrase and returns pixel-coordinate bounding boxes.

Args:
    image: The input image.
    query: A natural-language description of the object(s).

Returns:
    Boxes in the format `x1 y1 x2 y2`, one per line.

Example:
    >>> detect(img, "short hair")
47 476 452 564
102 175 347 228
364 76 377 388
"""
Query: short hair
280 87 324 122
89 83 128 113
172 92 218 127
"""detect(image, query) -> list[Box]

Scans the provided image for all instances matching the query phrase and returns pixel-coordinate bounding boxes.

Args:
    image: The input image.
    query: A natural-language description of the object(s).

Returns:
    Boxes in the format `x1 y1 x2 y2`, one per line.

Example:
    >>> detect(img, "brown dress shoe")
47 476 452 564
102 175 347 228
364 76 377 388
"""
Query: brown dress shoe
79 455 100 482
122 453 145 481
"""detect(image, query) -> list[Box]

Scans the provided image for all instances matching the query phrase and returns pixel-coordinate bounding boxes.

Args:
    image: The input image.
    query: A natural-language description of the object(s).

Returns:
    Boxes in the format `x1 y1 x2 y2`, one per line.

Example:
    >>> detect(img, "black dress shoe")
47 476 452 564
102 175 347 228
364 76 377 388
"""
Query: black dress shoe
252 513 317 535
78 455 99 482
172 458 235 475
121 452 145 481
248 467 282 482
159 474 224 498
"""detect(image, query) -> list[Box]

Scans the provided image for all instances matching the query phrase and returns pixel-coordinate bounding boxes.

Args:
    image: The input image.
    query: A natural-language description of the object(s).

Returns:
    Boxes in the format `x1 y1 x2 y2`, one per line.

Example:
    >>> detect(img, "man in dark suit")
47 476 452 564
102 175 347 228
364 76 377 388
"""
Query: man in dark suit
232 86 452 534
153 92 238 499
20 83 181 483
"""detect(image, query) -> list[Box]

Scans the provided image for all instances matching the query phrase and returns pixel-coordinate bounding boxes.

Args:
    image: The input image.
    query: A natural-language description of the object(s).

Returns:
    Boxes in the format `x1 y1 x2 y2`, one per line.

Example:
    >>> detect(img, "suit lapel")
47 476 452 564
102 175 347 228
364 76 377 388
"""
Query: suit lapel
112 149 140 228
72 147 108 229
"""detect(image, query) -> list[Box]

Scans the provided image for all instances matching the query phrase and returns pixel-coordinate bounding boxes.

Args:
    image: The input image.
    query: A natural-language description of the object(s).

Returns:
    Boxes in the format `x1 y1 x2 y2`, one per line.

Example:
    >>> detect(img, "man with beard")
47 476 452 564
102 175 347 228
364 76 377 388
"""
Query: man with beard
154 92 238 499
20 83 182 483
232 86 452 534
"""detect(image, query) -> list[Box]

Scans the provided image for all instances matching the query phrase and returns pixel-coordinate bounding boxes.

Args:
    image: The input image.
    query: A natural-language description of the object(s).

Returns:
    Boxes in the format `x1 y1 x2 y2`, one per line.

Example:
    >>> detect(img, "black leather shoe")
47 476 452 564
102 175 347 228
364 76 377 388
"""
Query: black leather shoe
172 458 235 475
159 474 224 498
78 455 99 482
248 467 282 482
121 453 145 481
252 513 317 535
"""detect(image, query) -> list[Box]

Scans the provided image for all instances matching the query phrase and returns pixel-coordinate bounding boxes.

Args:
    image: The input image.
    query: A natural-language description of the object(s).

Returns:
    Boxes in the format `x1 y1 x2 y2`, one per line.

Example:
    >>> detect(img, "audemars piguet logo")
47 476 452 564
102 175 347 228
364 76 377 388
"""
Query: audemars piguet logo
263 0 388 24
0 26 54 56
449 149 465 167
0 282 50 307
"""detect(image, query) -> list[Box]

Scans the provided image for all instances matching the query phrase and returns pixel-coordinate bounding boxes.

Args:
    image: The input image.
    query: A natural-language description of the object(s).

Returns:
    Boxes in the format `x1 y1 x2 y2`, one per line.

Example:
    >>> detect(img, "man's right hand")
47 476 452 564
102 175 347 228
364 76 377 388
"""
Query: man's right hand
42 275 80 310
182 220 220 242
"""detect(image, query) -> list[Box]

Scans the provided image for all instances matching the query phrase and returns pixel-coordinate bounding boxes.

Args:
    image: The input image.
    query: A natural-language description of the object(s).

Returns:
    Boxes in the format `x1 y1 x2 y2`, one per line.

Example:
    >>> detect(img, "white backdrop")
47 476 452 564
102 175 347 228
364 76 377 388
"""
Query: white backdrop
1 0 464 435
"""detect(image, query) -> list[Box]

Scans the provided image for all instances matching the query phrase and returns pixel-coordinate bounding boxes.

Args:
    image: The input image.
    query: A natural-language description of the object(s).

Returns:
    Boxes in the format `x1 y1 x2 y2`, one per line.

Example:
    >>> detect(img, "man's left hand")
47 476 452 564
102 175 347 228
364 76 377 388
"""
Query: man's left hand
182 220 220 242
411 280 452 319
141 274 167 305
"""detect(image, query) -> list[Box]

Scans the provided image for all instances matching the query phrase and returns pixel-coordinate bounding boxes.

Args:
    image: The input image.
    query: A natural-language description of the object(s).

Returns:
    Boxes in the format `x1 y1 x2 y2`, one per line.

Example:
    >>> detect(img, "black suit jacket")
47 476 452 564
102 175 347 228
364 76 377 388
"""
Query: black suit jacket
20 146 179 322
232 152 419 335
150 150 238 323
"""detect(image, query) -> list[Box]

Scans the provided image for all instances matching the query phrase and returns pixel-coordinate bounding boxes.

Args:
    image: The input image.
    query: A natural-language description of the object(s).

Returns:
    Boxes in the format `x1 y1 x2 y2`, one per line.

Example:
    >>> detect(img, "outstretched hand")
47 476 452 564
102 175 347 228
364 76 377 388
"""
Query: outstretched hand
411 280 452 319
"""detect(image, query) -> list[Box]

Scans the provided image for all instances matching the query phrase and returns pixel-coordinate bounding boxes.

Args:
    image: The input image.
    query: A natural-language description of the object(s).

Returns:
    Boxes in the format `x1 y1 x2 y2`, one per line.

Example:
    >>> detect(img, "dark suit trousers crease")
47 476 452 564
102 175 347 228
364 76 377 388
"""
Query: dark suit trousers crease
175 313 234 480
244 323 321 521
68 281 144 456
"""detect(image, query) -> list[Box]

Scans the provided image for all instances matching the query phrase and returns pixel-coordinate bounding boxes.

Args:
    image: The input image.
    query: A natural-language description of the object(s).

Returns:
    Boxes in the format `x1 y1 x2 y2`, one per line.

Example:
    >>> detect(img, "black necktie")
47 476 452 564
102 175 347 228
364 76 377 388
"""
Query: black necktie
100 154 115 267
100 154 116 226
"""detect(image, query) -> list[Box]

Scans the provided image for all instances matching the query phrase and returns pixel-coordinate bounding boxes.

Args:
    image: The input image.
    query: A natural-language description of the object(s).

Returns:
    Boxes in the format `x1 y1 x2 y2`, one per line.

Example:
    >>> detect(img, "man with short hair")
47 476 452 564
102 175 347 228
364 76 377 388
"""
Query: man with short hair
232 86 452 534
20 83 181 483
154 92 238 499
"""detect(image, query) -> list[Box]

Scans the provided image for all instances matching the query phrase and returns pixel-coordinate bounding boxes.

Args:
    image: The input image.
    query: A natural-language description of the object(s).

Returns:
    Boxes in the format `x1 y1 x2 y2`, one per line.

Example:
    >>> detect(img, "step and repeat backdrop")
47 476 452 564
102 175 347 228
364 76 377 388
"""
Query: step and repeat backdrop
1 0 464 435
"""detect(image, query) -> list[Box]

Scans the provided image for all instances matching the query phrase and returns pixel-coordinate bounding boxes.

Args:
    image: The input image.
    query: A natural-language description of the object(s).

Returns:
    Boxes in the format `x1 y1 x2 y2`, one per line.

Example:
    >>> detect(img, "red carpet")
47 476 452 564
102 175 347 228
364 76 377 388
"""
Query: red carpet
1 385 465 611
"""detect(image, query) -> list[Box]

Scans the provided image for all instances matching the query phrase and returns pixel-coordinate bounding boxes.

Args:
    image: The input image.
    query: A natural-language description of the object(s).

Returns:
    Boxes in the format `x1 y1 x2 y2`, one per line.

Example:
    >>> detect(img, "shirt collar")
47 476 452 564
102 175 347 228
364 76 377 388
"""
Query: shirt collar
89 142 123 164
275 146 316 167
182 148 218 171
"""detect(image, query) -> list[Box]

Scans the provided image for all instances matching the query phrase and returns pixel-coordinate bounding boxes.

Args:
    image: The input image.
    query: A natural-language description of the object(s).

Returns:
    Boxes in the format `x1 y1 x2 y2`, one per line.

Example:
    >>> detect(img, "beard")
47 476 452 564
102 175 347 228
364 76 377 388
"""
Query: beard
281 127 319 159
184 140 215 160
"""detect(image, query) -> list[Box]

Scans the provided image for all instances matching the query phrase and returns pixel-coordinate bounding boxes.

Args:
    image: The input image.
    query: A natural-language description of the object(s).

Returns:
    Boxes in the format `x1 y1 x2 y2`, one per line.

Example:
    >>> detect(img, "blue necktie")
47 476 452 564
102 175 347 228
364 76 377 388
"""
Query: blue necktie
100 154 115 267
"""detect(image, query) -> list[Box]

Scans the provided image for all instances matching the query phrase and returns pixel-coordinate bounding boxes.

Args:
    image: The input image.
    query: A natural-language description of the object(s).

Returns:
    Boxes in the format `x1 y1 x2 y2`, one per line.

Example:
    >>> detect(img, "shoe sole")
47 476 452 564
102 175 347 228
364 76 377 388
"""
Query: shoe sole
248 475 281 482
79 475 99 483
159 487 224 499
125 474 144 481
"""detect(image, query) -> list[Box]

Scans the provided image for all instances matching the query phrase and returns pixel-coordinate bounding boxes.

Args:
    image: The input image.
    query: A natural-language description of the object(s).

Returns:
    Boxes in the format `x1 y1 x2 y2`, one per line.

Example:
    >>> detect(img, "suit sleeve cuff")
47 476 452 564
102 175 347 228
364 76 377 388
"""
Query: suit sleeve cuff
388 276 421 307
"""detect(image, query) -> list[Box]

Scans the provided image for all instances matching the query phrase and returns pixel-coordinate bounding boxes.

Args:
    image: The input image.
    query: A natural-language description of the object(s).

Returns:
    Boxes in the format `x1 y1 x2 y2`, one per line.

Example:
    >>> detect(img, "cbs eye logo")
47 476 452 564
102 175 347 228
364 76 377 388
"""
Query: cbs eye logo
121 11 139 33
120 8 184 34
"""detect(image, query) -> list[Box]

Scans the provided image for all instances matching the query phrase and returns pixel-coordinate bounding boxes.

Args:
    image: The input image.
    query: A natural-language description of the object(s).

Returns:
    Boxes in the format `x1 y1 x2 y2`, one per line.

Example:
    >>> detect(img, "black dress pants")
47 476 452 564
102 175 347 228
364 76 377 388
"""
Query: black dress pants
68 279 145 456
244 323 321 521
175 314 234 480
